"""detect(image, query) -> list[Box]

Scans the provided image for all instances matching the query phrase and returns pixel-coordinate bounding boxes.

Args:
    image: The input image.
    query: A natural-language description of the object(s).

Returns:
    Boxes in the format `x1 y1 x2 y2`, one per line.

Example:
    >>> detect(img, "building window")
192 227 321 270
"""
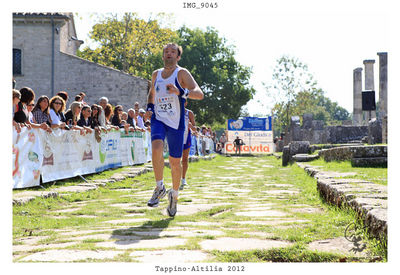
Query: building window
13 49 22 75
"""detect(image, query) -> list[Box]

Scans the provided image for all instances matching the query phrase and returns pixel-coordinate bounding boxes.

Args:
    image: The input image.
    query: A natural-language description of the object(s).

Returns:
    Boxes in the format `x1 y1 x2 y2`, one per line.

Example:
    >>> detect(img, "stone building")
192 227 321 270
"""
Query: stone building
12 12 149 110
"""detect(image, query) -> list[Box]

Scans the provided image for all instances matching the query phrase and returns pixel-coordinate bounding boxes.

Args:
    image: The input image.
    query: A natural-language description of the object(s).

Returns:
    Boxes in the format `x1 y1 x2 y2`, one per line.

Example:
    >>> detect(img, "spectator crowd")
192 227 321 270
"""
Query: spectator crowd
12 85 220 156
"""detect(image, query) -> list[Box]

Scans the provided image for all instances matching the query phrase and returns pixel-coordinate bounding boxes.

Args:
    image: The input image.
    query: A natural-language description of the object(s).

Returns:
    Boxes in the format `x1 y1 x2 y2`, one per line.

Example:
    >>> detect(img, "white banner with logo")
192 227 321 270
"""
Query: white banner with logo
13 128 150 188
225 130 274 154
13 128 43 189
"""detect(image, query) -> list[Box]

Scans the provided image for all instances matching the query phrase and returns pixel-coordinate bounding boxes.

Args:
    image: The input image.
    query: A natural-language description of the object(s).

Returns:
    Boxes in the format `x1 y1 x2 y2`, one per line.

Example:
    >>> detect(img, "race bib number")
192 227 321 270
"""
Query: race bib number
157 97 176 116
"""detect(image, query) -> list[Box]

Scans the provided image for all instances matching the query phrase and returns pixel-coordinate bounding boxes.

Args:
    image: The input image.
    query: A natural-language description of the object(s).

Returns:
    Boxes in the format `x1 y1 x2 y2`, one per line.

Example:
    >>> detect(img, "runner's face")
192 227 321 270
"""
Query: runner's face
163 46 180 66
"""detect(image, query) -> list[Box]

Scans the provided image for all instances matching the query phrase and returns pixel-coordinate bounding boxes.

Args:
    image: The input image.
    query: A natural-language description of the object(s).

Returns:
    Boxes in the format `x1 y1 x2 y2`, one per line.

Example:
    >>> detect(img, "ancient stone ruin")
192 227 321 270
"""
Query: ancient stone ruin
276 51 388 153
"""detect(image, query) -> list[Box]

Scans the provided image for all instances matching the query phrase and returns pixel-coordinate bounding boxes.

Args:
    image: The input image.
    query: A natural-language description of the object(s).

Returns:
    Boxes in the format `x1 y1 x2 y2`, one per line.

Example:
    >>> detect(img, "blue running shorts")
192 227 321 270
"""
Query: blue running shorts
151 117 185 158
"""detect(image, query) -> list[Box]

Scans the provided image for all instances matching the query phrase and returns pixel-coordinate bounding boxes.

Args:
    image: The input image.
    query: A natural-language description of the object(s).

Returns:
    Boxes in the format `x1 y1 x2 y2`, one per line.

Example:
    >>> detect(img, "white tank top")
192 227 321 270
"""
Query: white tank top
154 67 185 129
183 109 190 141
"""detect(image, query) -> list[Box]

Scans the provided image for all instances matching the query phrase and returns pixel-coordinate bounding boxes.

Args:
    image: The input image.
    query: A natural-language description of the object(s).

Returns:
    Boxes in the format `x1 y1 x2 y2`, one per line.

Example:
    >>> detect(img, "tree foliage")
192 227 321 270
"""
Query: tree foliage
265 56 350 135
77 13 176 79
77 14 255 126
176 26 255 125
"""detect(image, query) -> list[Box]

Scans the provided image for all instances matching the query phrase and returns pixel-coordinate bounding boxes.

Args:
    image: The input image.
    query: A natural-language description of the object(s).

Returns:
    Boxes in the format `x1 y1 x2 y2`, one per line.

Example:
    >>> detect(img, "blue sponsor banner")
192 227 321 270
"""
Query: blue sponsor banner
227 117 272 131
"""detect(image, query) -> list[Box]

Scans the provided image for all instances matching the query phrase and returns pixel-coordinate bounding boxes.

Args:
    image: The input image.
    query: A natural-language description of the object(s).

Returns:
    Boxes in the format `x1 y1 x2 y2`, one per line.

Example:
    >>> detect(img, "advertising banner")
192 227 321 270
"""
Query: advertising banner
227 117 272 131
225 116 274 155
13 128 43 189
40 129 98 182
13 128 150 188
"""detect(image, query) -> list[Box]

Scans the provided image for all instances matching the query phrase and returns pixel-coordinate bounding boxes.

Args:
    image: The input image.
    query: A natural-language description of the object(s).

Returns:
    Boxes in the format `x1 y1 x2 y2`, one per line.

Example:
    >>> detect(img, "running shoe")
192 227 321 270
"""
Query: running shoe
179 178 187 190
147 185 166 207
167 190 178 217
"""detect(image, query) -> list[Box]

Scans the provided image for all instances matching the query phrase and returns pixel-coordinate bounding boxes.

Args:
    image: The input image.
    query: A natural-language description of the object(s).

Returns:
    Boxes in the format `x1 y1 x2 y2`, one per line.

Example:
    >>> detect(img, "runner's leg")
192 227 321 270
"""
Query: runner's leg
181 147 190 180
152 139 164 181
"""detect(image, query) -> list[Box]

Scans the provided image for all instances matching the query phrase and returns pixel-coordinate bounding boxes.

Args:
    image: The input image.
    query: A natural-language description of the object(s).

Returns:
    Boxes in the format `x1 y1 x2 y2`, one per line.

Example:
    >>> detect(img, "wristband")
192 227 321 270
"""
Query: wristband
146 103 154 112
180 88 190 99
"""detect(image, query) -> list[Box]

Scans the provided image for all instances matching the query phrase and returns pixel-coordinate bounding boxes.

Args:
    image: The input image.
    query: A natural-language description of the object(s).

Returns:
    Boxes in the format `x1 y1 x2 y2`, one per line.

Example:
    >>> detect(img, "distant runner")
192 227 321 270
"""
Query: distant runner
180 101 196 190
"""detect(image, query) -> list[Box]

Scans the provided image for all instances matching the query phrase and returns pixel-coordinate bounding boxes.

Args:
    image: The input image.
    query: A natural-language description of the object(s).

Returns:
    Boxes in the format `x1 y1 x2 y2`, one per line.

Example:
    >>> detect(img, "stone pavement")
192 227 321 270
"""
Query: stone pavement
13 155 379 263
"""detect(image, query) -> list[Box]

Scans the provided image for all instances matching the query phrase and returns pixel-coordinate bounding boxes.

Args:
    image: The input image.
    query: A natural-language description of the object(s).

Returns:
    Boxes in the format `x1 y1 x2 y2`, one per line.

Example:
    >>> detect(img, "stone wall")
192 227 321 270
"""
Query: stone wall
325 125 368 144
13 13 149 110
56 53 149 110
318 145 387 167
281 113 368 146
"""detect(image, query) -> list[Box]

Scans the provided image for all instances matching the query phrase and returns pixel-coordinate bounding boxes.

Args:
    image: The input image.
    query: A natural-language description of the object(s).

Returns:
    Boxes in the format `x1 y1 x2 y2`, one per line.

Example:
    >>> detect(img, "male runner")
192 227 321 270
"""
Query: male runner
180 101 196 190
146 43 204 217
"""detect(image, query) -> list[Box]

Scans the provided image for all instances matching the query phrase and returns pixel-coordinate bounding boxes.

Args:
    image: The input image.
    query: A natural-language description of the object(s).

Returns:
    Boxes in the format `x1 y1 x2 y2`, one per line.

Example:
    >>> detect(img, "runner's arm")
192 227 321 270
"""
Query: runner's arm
146 70 158 116
188 110 196 131
179 69 204 100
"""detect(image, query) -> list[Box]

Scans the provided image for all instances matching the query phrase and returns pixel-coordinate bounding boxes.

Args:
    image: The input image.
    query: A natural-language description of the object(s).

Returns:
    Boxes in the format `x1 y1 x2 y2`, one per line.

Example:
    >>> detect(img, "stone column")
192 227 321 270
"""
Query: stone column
377 52 387 118
363 59 376 120
353 67 363 125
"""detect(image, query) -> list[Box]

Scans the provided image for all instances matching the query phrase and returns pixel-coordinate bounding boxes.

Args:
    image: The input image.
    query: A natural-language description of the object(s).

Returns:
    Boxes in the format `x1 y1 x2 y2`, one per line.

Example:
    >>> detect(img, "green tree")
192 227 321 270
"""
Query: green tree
266 56 350 135
176 26 255 125
77 13 176 79
265 55 318 135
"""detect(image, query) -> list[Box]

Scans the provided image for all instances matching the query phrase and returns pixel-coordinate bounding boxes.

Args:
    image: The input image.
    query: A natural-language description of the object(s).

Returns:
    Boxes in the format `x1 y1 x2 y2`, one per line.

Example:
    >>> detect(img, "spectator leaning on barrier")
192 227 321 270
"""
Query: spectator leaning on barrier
121 111 128 122
32 95 51 125
12 89 22 133
49 95 68 130
111 105 124 128
13 89 21 115
98 97 108 127
18 89 51 133
127 108 137 127
77 105 93 134
90 104 101 128
65 101 82 127
26 100 35 123
14 87 34 124
104 103 113 125
137 108 146 129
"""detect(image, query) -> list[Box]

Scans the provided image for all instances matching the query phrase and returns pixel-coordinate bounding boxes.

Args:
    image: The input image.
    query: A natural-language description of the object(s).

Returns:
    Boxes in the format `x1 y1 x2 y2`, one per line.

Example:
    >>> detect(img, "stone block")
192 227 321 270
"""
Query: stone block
351 157 387 167
282 146 290 166
302 113 313 129
368 118 382 144
350 145 387 158
291 154 319 162
289 141 310 156
311 120 325 130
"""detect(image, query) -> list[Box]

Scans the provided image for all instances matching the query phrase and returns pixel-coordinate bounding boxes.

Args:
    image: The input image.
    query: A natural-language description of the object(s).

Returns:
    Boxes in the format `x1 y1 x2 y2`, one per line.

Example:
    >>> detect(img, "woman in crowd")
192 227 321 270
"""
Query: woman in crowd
12 89 21 133
14 87 50 132
49 95 68 130
26 100 35 124
13 89 21 115
103 103 119 130
111 105 130 134
90 104 100 128
14 87 34 124
111 105 124 128
65 101 82 127
104 103 113 125
77 105 93 134
32 95 50 125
